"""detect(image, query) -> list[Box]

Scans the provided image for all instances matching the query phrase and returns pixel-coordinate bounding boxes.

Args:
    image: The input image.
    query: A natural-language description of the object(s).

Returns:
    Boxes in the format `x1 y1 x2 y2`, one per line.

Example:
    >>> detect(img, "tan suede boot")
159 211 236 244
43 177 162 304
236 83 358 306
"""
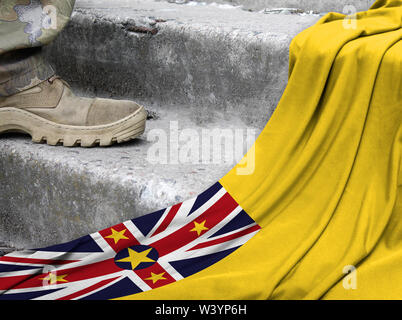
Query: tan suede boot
0 76 147 147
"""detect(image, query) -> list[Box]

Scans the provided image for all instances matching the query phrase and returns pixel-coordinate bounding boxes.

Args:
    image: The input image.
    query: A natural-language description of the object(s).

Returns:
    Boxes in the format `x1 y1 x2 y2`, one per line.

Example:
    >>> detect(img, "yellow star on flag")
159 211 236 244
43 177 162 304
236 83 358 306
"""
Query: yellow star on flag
116 247 155 270
190 220 209 236
105 228 129 244
145 272 167 284
40 272 69 285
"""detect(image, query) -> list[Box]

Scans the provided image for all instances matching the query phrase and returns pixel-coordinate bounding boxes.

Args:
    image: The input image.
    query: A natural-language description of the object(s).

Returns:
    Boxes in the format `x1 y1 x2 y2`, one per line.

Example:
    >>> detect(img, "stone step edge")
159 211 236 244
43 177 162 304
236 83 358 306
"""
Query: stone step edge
45 6 319 129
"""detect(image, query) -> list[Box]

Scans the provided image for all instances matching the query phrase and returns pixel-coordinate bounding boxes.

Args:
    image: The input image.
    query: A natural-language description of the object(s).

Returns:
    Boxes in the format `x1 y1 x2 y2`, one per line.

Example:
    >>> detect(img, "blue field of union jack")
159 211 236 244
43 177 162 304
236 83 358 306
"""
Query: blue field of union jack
0 182 261 300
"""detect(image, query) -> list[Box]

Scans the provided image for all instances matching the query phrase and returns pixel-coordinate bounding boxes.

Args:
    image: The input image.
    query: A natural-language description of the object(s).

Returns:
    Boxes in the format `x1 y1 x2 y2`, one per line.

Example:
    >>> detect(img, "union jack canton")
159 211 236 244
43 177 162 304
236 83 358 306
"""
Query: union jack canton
0 183 261 300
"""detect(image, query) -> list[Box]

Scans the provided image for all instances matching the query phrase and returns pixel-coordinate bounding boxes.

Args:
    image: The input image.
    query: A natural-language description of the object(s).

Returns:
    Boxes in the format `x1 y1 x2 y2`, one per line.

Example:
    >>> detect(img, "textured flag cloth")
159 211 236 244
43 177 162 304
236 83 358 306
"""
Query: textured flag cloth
1 0 402 300
0 183 261 300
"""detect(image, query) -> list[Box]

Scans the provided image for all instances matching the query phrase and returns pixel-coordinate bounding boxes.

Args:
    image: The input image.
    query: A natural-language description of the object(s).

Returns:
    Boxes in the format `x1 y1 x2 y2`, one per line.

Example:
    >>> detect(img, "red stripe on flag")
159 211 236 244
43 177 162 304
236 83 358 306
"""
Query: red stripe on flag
151 203 182 237
0 274 39 291
52 258 122 284
57 276 120 300
150 192 239 257
135 263 176 289
99 222 140 253
11 258 122 289
187 224 261 251
0 256 78 265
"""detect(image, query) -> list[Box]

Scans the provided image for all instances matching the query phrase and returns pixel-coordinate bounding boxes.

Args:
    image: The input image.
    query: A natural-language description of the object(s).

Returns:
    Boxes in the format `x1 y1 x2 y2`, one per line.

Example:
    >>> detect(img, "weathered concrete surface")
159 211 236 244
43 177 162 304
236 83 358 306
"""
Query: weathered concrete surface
0 106 259 249
186 0 372 13
45 0 319 129
0 242 17 256
0 0 320 250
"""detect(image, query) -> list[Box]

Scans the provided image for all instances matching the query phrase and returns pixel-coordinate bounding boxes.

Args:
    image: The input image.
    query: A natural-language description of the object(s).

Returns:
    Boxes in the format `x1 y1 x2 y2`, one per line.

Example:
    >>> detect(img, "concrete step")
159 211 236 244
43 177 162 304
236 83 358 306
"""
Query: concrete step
0 106 259 249
45 0 320 129
0 0 320 250
0 242 17 256
174 0 372 13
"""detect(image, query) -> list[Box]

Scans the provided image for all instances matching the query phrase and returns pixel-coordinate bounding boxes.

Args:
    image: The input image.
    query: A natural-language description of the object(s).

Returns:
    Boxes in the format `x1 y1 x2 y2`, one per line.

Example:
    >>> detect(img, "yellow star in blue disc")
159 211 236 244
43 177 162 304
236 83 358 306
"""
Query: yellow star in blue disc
116 247 155 270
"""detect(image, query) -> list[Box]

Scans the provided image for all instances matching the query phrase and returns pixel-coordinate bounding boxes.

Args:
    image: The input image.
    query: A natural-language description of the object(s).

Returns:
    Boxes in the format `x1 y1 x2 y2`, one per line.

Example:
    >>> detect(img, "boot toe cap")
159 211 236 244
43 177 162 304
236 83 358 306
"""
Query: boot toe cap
86 98 143 126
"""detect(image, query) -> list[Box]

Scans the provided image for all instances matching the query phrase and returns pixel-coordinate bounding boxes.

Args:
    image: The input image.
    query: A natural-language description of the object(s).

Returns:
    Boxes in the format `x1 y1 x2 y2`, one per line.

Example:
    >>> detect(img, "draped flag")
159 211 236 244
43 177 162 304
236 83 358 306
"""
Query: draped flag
1 0 402 300
0 183 260 300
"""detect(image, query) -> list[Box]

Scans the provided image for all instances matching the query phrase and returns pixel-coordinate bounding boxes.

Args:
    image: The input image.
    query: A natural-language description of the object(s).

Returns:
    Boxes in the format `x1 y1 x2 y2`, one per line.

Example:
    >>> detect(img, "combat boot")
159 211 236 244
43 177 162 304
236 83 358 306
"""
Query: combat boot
0 76 147 147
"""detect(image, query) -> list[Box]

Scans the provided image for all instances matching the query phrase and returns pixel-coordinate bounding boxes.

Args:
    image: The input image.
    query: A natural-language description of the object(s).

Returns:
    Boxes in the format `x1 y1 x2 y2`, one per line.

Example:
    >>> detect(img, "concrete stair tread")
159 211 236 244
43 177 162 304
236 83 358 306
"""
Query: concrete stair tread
0 105 257 249
75 0 319 35
164 0 371 13
1 106 252 197
1 0 321 249
46 0 320 130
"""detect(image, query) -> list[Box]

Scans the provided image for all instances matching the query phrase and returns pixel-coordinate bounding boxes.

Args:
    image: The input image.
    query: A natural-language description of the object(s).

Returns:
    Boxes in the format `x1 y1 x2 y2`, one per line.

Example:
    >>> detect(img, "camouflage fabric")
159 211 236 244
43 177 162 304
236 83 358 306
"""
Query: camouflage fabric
0 0 75 96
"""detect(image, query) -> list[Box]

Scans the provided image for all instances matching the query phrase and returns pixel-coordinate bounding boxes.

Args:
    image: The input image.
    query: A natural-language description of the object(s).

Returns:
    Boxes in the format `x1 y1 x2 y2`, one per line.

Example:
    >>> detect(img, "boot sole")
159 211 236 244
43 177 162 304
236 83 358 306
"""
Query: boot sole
0 106 147 147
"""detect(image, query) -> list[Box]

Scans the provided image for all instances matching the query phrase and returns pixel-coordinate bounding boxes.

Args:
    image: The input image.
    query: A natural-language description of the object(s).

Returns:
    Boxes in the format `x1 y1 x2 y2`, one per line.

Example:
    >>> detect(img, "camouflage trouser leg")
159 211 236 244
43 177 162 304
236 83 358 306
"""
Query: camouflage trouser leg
0 0 75 97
